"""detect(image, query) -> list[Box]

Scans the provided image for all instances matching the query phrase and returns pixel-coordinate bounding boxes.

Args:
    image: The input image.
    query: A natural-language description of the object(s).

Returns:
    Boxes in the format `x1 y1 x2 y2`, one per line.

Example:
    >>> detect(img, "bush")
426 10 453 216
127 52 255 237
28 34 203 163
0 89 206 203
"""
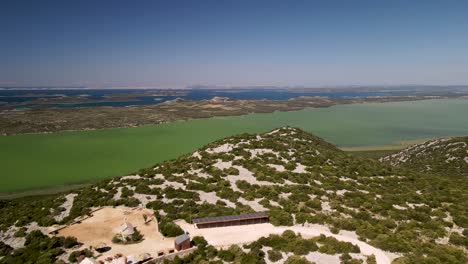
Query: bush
62 236 80 248
267 249 282 262
284 255 314 264
131 228 143 242
366 255 377 264
68 249 93 263
449 233 468 248
112 235 122 244
192 236 208 248
13 227 27 237
0 241 13 256
269 209 293 226
217 249 235 262
112 228 143 244
159 220 185 237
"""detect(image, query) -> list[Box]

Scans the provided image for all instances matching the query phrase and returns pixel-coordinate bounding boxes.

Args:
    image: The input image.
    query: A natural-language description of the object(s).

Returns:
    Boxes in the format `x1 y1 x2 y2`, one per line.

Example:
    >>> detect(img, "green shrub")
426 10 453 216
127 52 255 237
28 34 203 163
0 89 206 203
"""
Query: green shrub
267 250 282 262
284 255 314 264
449 233 468 248
159 220 184 237
68 249 93 263
269 209 293 226
217 249 235 262
0 241 13 256
192 236 208 248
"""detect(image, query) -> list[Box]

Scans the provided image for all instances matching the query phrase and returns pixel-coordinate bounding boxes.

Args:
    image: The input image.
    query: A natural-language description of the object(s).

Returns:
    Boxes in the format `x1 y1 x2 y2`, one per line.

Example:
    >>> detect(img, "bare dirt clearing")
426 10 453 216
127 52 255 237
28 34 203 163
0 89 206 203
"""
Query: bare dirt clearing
58 207 175 261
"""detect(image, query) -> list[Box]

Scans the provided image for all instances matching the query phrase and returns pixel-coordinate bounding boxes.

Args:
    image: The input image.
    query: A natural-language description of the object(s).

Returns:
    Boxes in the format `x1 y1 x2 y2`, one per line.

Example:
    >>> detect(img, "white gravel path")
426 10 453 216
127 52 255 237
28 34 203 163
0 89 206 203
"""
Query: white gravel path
177 221 398 264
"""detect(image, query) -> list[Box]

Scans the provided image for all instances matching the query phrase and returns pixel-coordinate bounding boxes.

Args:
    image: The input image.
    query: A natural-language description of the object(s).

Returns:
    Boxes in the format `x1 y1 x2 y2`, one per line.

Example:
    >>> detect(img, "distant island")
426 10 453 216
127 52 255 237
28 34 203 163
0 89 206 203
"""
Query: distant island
1 86 467 135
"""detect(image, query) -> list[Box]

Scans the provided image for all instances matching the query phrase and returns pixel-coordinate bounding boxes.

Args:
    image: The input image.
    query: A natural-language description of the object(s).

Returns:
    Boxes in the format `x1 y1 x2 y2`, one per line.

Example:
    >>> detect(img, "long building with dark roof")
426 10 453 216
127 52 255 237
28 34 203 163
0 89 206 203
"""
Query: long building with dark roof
192 212 269 229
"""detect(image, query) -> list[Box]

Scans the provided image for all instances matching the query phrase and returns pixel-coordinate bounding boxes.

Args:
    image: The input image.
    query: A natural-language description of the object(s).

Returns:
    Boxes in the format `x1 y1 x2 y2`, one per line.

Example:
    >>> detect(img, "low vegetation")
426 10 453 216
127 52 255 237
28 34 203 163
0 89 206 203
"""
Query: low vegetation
111 228 143 244
381 136 468 177
0 127 467 263
160 230 366 264
0 231 79 264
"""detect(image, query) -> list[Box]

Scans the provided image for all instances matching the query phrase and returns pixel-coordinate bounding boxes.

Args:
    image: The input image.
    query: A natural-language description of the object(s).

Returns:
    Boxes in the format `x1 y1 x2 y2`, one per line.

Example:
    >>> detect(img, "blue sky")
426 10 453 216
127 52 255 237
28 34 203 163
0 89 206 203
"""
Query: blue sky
1 0 467 87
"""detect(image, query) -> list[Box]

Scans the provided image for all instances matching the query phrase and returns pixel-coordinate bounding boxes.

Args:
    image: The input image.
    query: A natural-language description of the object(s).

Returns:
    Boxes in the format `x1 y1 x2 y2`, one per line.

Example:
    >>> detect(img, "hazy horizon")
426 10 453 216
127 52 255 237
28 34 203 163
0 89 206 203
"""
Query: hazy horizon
2 0 468 87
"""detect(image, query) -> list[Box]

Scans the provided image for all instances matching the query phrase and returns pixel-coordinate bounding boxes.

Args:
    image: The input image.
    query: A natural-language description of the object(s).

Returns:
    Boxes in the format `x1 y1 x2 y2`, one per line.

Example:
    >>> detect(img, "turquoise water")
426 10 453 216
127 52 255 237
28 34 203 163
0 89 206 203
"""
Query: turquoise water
1 99 467 192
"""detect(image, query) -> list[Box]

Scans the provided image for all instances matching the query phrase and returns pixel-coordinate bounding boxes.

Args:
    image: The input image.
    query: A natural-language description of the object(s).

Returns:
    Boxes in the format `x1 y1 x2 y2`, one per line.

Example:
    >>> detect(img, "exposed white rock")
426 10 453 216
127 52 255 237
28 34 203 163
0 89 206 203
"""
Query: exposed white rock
336 189 349 196
192 151 202 159
293 163 308 173
406 202 425 209
54 193 78 221
266 129 281 135
238 197 267 212
0 226 26 249
213 159 233 170
247 148 280 158
113 187 122 200
121 175 142 180
133 193 157 207
226 166 276 191
268 164 285 172
195 191 235 208
321 201 332 212
393 204 407 210
160 181 186 189
206 143 234 154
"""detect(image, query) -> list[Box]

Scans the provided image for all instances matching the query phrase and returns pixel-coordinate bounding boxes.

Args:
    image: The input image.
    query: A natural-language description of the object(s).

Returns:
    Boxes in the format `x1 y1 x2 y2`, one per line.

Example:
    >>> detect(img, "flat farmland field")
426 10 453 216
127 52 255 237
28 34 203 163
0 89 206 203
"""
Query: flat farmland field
1 99 467 194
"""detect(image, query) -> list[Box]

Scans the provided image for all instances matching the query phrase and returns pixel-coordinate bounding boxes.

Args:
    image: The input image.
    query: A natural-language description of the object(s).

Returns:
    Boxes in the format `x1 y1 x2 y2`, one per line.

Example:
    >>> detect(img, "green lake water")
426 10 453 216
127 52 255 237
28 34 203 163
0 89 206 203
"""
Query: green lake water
1 99 467 193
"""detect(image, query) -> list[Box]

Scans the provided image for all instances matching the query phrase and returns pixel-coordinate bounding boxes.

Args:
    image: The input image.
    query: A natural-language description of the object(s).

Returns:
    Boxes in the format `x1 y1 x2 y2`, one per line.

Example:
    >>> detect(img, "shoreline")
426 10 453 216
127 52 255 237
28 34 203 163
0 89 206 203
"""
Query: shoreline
1 96 464 136
1 98 467 197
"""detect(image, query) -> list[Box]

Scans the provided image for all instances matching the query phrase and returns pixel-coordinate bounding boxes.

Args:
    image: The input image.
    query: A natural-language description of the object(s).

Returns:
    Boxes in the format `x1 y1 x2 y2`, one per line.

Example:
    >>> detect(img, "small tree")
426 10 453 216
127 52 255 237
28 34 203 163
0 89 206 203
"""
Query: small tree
268 250 283 262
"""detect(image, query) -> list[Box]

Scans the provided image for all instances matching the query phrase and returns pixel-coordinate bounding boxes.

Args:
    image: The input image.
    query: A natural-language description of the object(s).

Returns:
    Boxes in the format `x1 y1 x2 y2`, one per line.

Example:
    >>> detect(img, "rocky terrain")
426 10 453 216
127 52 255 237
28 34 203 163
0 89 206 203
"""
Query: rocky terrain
381 137 468 177
0 128 467 263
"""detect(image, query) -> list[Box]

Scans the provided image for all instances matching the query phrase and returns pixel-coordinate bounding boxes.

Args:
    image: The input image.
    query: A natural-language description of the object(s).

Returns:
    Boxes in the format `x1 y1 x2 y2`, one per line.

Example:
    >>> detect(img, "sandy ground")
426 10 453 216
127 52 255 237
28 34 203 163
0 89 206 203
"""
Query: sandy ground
58 207 175 262
176 221 398 264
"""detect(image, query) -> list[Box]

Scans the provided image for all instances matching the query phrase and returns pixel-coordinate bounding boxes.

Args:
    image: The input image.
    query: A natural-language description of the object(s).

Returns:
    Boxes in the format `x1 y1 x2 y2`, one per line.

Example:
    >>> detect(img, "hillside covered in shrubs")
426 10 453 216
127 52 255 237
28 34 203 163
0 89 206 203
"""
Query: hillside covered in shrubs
381 137 468 177
0 127 467 263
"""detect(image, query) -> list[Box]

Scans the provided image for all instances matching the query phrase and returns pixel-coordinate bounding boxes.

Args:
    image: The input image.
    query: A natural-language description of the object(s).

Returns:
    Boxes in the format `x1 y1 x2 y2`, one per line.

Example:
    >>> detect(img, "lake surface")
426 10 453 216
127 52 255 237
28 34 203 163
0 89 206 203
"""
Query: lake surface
1 99 467 193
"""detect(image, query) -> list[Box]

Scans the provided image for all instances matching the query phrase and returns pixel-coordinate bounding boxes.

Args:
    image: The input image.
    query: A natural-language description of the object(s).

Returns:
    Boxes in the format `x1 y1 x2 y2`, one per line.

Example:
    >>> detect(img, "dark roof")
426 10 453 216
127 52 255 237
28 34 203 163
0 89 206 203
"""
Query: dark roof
192 212 268 225
175 233 190 245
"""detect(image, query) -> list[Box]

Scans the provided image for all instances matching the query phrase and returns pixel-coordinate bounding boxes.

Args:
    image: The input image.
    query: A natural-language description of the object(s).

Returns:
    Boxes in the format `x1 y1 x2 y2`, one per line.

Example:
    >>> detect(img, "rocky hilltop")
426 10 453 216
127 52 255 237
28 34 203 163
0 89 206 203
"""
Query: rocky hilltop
381 137 468 177
0 128 467 263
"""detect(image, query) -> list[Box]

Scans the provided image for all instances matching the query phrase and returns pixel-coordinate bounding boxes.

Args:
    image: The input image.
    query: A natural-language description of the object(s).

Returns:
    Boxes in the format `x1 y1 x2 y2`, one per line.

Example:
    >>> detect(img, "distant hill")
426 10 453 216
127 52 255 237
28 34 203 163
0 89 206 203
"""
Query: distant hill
381 137 468 177
0 127 466 264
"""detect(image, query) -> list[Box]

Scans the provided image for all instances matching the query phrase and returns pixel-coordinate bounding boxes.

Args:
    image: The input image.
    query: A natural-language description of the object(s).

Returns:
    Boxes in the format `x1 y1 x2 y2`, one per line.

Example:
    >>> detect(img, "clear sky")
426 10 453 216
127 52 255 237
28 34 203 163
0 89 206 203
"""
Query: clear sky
1 0 467 87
